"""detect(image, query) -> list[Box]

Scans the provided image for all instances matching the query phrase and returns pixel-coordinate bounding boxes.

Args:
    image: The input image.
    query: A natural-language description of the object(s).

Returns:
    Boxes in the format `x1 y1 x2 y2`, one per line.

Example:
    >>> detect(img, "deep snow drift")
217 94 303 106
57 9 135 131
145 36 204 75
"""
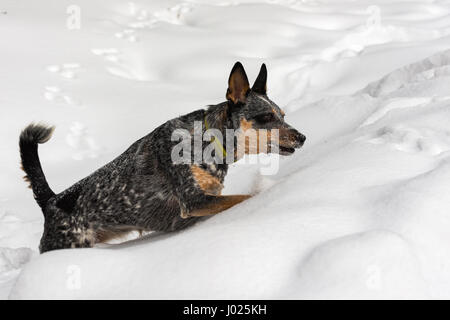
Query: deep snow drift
2 0 450 299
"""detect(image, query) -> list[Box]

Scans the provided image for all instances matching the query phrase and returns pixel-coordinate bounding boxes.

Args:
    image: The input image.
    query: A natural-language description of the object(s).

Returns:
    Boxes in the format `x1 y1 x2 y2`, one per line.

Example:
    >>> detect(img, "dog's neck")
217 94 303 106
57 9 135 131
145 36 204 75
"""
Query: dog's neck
204 102 240 162
204 102 229 133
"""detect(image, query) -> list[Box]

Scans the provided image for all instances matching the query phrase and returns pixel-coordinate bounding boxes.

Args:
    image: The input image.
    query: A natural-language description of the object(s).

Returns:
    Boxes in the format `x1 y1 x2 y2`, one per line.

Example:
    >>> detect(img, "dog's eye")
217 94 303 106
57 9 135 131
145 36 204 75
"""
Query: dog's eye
255 113 275 123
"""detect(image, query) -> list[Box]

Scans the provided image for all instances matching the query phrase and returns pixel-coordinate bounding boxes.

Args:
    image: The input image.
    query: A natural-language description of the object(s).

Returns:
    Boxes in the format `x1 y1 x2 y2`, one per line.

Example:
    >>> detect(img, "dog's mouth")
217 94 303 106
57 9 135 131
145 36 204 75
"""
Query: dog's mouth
278 145 296 156
269 144 297 156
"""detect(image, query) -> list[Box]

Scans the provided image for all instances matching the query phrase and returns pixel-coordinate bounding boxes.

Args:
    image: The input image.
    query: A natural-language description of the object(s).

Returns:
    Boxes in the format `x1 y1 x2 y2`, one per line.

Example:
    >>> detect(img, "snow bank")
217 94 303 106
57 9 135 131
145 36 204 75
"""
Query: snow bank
283 230 428 299
10 48 450 299
0 247 34 299
0 248 34 274
2 0 450 299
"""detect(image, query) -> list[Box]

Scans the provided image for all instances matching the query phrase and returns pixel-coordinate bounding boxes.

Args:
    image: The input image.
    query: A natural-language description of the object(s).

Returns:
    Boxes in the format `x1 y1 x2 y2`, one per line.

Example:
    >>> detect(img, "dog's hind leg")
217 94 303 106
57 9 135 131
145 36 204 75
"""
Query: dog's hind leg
38 200 97 253
40 222 96 253
181 194 251 218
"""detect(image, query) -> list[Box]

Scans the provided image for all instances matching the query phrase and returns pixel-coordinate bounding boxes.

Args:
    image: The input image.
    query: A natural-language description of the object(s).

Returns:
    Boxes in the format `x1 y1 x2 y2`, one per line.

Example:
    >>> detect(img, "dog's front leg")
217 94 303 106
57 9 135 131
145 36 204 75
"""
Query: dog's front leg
181 194 251 219
155 131 251 219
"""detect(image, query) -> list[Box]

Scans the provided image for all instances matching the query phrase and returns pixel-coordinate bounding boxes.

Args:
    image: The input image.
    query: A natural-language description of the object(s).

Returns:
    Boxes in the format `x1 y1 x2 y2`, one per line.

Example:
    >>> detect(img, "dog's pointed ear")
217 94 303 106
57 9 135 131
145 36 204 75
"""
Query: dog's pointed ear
226 62 250 104
251 63 267 95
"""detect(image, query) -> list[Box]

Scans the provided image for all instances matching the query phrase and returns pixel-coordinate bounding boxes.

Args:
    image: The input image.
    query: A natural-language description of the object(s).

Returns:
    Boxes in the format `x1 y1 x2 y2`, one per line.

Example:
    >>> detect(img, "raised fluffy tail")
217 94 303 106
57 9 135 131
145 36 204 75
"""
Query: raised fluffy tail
19 123 55 209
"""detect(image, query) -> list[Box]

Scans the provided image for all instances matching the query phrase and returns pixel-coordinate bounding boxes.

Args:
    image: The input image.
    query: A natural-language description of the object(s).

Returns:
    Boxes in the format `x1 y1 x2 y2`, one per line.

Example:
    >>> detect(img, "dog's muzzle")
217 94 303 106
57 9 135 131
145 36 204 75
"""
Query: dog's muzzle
276 129 306 155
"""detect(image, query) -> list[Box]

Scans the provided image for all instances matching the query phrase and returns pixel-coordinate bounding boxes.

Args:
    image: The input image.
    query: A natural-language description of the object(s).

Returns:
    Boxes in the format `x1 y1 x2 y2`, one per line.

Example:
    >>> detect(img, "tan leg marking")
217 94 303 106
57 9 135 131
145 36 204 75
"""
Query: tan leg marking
181 195 251 218
190 165 223 196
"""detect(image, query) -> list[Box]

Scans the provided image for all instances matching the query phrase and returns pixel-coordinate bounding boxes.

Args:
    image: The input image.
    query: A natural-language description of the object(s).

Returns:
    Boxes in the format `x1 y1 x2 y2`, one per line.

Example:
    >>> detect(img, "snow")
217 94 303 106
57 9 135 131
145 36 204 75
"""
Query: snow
2 0 450 299
0 247 35 299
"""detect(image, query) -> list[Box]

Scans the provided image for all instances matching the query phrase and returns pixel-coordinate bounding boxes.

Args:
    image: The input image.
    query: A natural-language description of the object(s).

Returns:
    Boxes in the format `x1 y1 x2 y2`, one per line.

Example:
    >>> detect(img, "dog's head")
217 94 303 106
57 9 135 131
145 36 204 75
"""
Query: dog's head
225 62 306 156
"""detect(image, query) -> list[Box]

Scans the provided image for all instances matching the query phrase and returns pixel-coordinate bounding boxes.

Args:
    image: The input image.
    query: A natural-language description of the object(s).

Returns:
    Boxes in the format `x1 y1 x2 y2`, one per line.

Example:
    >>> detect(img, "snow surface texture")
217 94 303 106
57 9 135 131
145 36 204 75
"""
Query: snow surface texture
2 0 450 299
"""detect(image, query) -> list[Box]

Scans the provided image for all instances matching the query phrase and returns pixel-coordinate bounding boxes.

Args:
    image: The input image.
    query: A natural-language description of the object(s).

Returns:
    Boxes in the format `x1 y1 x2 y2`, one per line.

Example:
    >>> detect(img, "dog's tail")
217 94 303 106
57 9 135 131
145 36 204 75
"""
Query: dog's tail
19 123 56 209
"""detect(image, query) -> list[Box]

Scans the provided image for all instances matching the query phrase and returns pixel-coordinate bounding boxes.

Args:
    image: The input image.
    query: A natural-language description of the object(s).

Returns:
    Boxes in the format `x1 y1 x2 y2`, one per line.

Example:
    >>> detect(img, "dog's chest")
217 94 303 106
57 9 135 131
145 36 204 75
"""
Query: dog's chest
190 163 227 196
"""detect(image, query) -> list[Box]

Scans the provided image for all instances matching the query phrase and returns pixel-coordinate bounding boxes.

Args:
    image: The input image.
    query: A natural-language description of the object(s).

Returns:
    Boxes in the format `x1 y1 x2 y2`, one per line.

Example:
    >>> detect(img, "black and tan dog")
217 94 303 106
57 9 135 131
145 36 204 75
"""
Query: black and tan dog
20 62 305 253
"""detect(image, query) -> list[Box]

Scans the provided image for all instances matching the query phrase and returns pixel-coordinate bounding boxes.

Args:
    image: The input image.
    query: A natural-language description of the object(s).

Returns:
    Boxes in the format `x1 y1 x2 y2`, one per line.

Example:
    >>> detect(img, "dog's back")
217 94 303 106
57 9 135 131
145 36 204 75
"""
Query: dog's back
20 121 200 252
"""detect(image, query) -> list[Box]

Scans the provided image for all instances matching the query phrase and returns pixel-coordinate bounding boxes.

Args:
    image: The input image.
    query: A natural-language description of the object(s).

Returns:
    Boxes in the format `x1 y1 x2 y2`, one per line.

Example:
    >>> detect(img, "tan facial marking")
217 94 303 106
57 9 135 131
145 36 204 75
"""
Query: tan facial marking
240 118 254 131
191 165 223 195
237 118 271 155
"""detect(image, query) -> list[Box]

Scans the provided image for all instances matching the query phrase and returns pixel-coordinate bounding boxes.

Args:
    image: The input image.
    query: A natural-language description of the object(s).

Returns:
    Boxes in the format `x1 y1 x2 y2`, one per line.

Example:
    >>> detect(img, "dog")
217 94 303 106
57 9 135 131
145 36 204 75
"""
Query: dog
19 62 306 253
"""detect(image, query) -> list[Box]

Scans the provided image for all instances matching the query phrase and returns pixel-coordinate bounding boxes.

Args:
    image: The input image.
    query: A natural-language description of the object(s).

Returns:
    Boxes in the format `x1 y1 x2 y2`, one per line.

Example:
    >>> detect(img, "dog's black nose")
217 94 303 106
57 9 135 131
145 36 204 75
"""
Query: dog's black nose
300 133 306 145
293 131 306 147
